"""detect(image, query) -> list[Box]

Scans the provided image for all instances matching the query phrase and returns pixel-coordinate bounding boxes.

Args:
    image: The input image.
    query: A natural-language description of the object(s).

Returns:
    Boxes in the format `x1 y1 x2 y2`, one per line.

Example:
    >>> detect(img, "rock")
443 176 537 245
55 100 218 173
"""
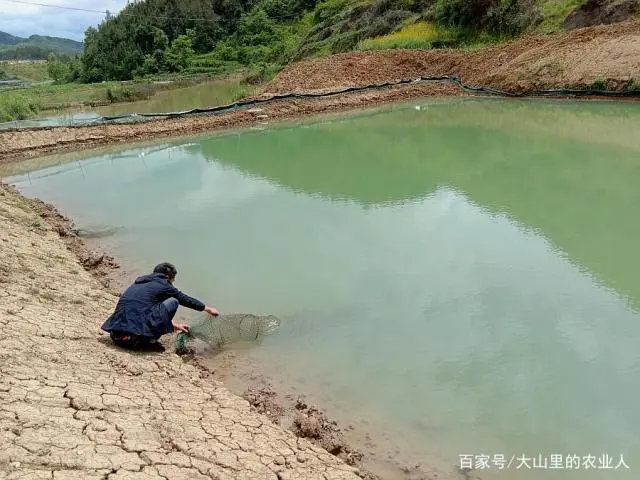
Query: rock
563 0 637 29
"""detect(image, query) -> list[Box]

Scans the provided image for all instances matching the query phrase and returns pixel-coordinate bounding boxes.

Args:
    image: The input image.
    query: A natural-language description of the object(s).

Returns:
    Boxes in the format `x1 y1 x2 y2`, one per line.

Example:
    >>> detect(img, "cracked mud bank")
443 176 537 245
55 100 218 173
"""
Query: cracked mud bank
0 183 361 479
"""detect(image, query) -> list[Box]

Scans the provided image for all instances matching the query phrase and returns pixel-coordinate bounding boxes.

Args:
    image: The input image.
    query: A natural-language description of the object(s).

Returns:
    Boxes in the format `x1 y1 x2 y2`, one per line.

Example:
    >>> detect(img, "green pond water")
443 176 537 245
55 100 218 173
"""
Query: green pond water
94 78 249 117
5 98 640 479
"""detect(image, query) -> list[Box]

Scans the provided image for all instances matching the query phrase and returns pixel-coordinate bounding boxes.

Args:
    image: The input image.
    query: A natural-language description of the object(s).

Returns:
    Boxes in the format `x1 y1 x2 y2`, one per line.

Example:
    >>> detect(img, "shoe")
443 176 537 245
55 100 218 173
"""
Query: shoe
145 341 166 352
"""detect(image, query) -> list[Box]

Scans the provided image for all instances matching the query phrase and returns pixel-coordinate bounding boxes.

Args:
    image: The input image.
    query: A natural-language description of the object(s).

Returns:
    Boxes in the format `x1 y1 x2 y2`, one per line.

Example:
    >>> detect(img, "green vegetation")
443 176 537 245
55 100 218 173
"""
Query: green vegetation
0 60 49 82
0 31 83 60
0 94 40 122
358 21 456 50
76 0 596 84
538 0 584 32
0 75 256 121
0 81 158 121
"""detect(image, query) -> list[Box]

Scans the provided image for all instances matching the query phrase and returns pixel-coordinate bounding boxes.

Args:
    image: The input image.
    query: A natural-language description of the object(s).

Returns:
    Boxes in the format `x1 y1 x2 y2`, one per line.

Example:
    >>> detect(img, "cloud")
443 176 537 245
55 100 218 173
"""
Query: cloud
0 0 128 41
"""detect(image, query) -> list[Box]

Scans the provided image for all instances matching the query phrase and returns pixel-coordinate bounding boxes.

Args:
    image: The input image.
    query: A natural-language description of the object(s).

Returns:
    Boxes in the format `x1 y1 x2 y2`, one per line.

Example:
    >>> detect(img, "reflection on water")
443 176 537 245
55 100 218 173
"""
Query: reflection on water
7 98 640 479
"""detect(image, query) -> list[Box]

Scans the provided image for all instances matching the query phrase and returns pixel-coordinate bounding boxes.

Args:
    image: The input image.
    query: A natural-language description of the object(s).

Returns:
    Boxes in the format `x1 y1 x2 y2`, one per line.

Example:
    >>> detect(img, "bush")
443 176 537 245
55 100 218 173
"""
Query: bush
435 0 486 30
313 0 351 23
104 84 155 104
0 94 40 122
368 10 414 37
358 21 456 50
297 0 419 57
231 86 254 101
434 0 540 35
242 63 282 85
486 0 541 36
166 33 195 72
331 31 363 52
46 54 70 84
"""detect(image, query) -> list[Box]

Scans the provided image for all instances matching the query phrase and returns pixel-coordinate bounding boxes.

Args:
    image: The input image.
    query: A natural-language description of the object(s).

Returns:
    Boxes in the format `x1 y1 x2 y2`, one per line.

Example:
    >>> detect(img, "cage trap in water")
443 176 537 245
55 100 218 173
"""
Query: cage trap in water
175 313 280 354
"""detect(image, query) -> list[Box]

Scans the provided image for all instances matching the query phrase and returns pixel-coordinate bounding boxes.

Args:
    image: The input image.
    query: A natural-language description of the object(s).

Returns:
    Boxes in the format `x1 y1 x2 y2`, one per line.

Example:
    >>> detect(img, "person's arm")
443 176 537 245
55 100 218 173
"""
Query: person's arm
166 284 219 316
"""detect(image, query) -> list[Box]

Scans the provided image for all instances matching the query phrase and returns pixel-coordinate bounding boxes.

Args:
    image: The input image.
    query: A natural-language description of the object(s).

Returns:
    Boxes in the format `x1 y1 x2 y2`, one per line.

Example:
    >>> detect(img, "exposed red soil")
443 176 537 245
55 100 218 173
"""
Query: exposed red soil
267 21 640 93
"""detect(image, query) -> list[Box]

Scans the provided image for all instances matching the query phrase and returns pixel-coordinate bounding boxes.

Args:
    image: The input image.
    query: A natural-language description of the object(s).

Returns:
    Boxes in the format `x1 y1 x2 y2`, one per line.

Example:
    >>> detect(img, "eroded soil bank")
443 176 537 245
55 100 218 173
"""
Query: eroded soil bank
0 182 362 480
1 21 639 165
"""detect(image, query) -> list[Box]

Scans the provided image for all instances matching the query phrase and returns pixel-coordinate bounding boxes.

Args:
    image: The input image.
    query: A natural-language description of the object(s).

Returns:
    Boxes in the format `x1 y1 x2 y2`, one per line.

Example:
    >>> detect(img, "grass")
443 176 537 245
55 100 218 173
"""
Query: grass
0 73 262 121
0 94 40 122
538 0 586 33
231 86 256 101
0 79 180 120
25 81 161 109
0 60 49 82
627 78 640 91
357 22 458 51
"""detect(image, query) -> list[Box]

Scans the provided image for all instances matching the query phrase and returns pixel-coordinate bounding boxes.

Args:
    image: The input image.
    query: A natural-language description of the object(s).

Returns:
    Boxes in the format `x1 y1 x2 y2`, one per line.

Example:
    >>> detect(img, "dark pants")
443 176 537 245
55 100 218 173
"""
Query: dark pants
110 298 179 350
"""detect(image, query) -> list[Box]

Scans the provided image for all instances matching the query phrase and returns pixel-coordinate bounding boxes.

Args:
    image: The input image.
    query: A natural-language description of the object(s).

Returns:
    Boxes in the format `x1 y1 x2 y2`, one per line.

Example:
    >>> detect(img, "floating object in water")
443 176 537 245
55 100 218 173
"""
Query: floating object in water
175 313 280 353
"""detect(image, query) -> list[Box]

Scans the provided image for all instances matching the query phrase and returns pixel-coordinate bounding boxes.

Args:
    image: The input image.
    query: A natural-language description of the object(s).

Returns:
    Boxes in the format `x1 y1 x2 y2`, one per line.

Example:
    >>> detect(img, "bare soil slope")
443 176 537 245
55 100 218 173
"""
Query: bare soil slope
267 21 640 93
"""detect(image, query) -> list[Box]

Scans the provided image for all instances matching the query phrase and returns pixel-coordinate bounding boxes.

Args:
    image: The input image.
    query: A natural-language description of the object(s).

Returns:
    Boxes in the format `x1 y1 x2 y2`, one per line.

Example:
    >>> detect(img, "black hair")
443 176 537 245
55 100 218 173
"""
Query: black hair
153 262 177 279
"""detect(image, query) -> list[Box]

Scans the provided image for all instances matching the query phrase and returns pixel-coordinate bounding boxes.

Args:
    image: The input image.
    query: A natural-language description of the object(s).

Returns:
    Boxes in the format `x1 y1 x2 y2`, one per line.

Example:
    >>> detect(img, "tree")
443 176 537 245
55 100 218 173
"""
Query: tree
47 53 69 83
167 31 195 72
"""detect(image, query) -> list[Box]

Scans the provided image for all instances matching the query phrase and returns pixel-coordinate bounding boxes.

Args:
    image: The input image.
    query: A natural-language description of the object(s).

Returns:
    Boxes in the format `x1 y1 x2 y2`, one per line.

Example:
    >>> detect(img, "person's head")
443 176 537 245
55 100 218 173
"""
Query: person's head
153 262 177 283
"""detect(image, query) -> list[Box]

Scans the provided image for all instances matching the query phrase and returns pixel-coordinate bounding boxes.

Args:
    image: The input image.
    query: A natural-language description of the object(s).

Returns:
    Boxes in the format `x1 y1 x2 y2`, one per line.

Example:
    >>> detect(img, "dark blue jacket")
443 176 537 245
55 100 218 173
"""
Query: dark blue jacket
101 273 205 338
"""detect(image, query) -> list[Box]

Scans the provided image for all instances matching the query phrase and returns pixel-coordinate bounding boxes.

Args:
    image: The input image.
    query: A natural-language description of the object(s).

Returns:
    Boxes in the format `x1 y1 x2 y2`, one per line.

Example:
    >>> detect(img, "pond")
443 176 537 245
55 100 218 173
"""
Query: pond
5 98 640 479
0 77 249 129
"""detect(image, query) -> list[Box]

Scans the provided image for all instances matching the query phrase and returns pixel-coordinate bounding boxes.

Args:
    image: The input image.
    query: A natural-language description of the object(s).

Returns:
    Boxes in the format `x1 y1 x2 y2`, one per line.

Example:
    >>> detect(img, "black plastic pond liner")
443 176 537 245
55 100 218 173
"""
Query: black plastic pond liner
4 75 639 130
99 75 640 122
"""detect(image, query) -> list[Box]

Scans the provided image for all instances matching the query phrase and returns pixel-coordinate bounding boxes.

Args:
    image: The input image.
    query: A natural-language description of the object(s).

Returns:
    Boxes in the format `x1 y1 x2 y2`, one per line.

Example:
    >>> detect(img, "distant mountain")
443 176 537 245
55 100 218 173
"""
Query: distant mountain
0 31 22 45
0 31 84 60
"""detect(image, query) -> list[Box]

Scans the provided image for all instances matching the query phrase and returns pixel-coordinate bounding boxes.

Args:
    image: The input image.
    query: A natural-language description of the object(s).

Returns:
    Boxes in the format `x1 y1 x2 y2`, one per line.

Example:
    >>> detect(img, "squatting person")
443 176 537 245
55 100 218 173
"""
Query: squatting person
101 262 219 352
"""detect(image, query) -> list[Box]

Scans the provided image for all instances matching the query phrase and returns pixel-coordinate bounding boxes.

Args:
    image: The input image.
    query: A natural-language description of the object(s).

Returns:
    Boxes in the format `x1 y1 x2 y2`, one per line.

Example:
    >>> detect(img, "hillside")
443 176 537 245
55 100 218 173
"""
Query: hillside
77 0 638 82
0 31 22 45
266 20 640 93
0 31 84 60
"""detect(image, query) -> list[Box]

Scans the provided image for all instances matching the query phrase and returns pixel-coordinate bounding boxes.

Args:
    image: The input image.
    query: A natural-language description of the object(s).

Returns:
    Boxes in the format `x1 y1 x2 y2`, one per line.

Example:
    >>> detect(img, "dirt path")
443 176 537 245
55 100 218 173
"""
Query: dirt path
1 21 638 166
0 183 361 480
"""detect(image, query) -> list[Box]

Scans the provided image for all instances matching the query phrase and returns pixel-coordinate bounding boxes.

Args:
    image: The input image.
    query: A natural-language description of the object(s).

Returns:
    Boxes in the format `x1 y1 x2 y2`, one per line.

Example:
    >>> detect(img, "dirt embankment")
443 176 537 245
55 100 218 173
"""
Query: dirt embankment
0 182 363 479
267 21 640 93
1 21 639 165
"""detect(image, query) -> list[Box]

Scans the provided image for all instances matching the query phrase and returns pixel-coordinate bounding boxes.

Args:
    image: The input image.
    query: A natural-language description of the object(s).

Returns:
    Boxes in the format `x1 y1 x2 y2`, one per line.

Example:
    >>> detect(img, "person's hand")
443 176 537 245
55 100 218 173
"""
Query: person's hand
173 323 190 333
204 306 219 316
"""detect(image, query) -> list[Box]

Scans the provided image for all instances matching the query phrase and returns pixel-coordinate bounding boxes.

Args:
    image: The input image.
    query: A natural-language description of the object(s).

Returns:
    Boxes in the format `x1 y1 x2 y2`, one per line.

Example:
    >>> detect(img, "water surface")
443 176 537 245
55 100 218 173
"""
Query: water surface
6 98 640 479
0 78 248 129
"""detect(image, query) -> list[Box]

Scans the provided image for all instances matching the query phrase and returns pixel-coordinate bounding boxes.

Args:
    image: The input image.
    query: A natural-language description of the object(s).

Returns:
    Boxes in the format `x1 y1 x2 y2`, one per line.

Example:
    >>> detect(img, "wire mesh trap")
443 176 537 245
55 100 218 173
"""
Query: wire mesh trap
175 313 280 353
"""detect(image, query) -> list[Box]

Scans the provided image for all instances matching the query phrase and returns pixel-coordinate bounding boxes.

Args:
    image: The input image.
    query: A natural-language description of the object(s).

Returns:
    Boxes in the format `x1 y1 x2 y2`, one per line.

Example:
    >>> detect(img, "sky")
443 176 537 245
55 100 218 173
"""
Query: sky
0 0 129 41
